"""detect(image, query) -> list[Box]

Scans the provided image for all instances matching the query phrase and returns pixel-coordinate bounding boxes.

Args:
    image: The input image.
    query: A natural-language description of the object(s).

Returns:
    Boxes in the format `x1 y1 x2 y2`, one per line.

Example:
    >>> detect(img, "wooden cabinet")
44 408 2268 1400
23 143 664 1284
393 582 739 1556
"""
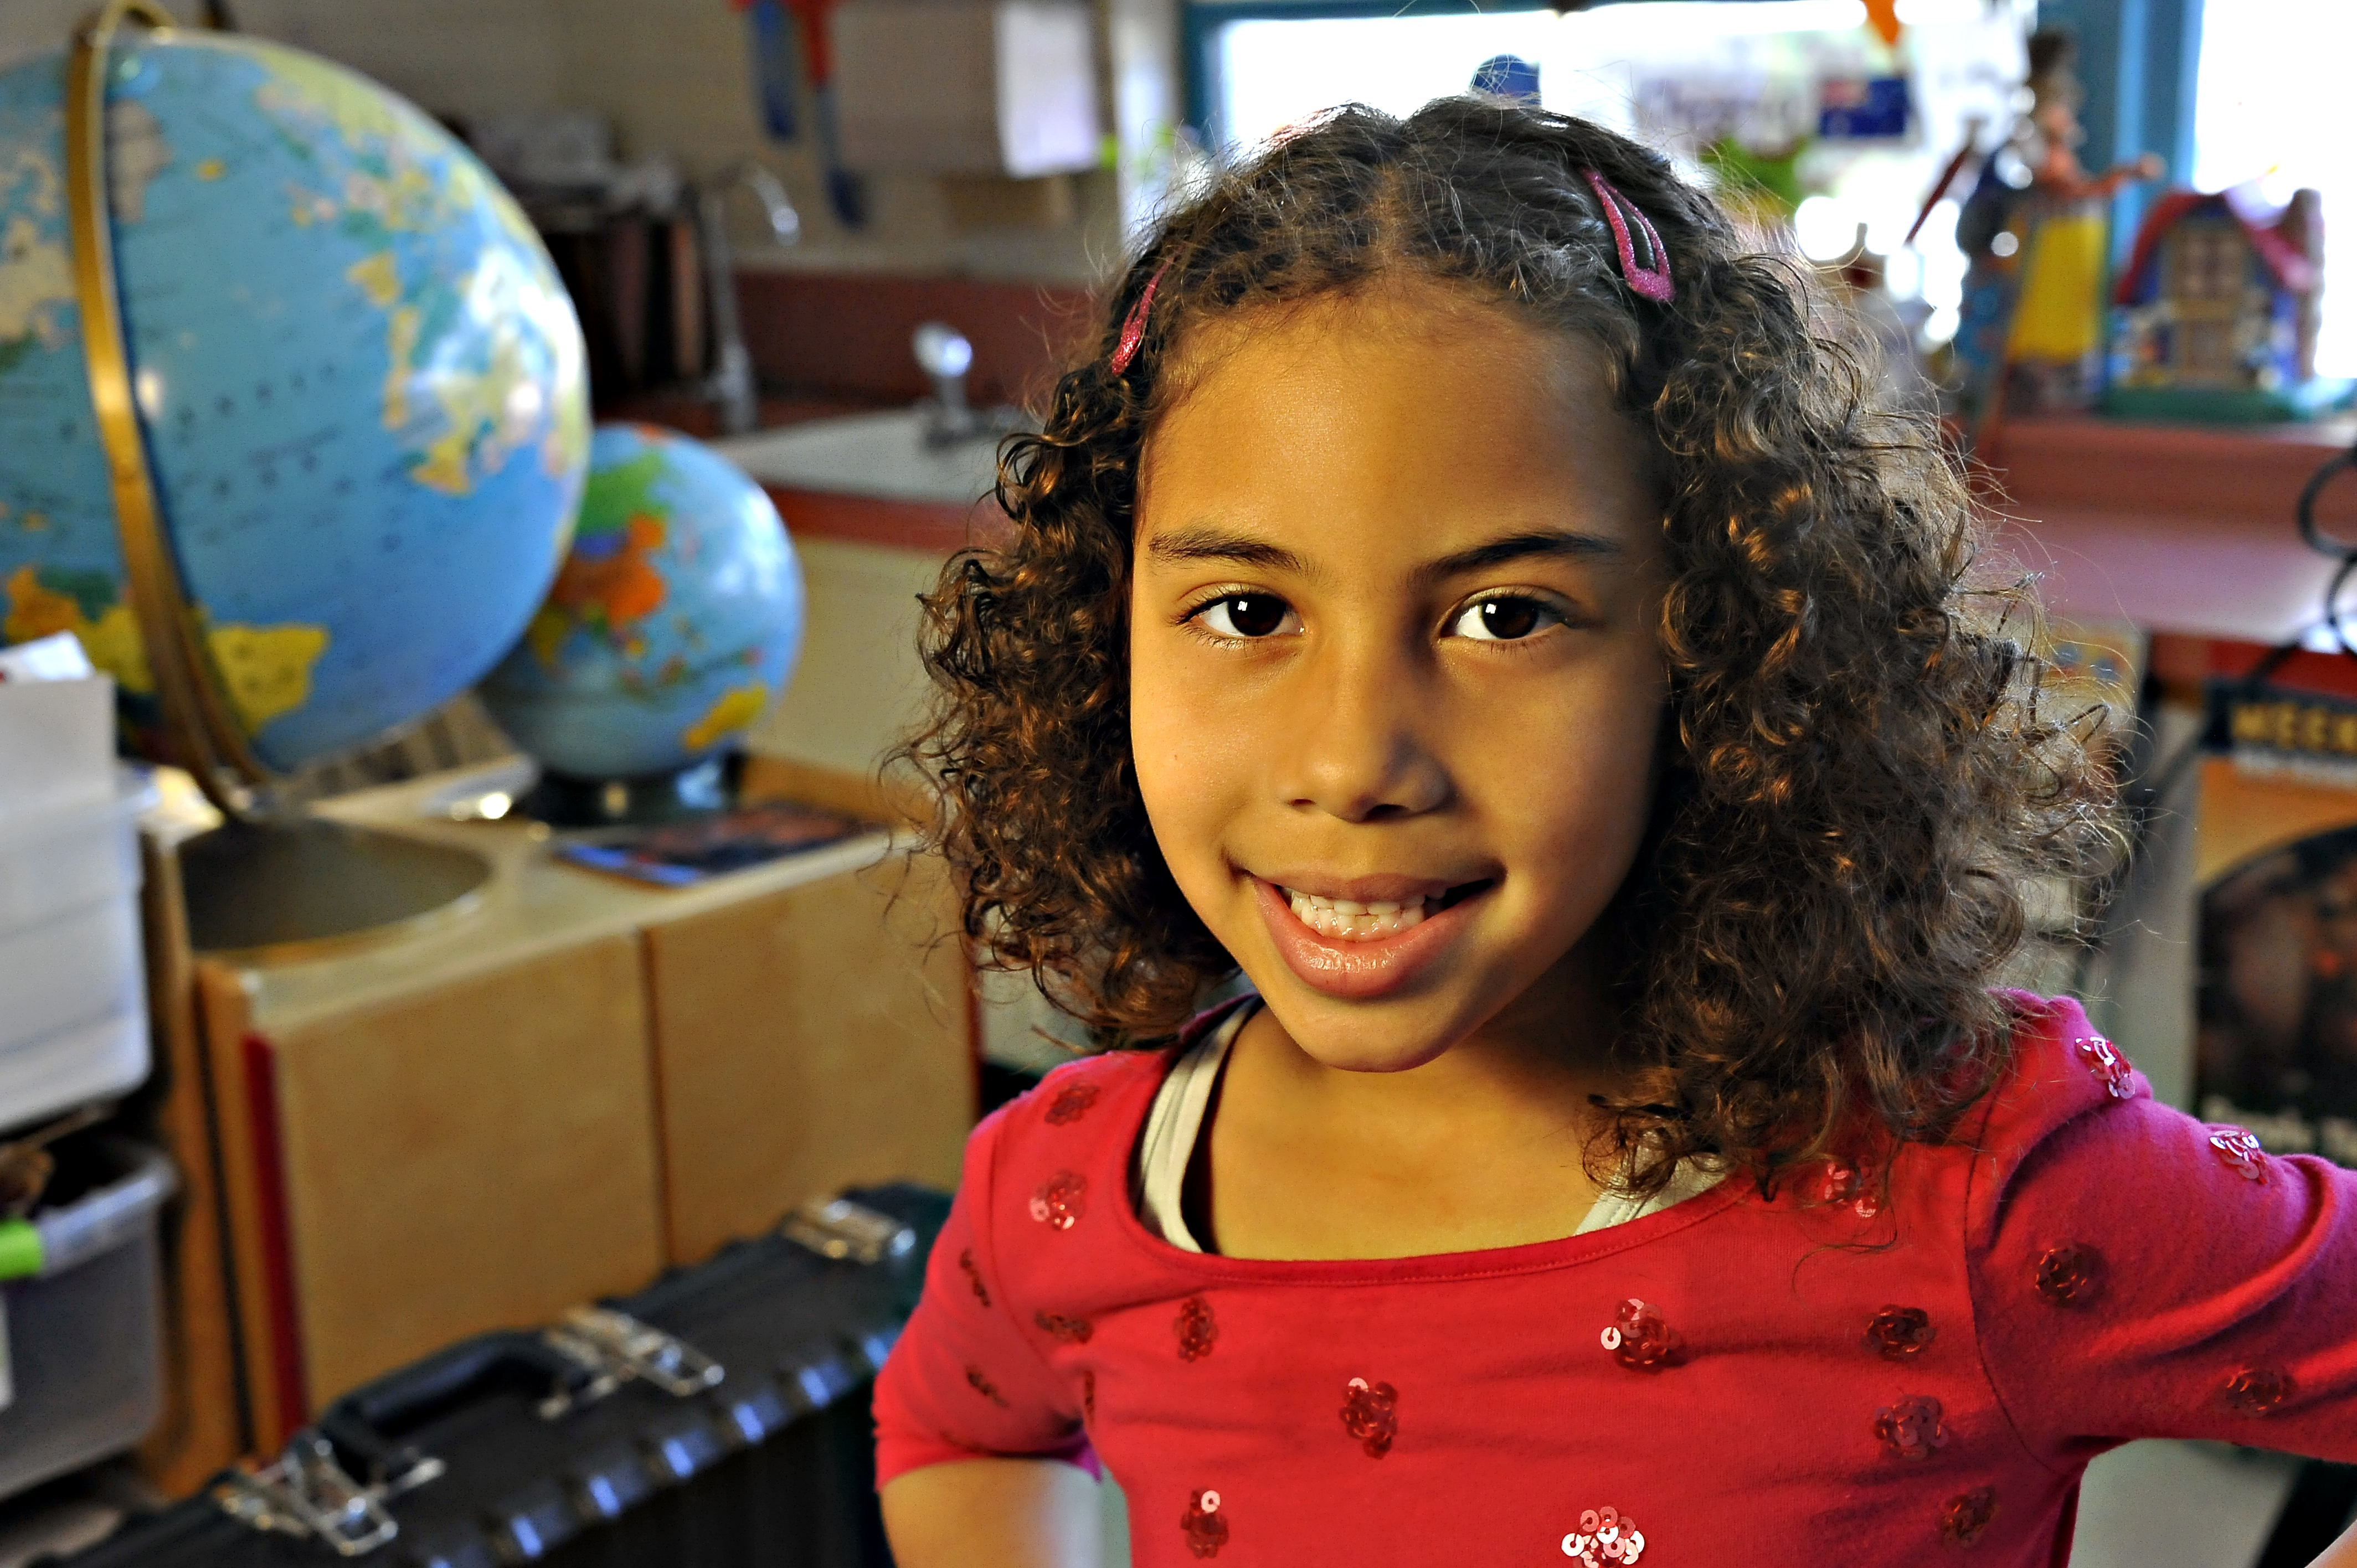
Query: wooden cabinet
647 854 971 1266
187 763 973 1452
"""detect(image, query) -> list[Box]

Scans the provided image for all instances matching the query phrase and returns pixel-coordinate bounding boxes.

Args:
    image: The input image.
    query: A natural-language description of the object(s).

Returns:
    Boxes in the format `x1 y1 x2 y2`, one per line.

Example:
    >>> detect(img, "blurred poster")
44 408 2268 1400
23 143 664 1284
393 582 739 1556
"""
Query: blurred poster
2196 680 2357 1167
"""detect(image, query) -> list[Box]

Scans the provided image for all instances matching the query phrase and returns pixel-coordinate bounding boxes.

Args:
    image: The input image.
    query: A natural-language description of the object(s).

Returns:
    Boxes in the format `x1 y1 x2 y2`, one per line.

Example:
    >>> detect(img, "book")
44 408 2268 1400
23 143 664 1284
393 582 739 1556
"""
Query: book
554 801 869 887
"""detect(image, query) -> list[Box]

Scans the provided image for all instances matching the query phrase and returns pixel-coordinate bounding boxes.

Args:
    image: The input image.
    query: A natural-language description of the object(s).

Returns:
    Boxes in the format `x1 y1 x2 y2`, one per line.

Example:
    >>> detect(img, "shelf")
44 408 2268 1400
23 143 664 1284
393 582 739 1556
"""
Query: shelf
1979 414 2357 643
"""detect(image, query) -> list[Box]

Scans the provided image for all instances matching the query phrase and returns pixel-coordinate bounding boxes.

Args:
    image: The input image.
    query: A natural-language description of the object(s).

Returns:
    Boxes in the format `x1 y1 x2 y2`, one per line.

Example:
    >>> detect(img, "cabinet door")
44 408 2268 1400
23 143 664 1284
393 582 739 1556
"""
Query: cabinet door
261 934 665 1409
646 853 973 1266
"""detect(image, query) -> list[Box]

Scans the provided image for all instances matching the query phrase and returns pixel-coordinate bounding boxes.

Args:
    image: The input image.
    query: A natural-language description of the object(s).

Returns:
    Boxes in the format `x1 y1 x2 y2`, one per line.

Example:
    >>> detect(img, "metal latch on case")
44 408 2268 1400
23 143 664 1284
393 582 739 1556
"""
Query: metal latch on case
781 1197 914 1265
538 1306 723 1417
215 1430 425 1556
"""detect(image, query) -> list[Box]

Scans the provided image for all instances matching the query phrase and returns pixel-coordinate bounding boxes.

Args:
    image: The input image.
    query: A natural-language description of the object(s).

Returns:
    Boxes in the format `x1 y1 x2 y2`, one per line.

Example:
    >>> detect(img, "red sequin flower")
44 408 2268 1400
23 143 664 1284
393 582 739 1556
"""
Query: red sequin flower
2034 1244 2101 1307
1863 1304 1937 1360
958 1247 990 1307
1340 1377 1398 1458
1036 1311 1094 1344
1181 1489 1228 1558
1940 1486 1998 1548
1175 1295 1218 1361
1045 1081 1100 1125
1875 1394 1951 1459
2207 1126 2270 1183
1560 1505 1645 1565
1082 1368 1097 1424
2219 1366 2296 1417
965 1365 1009 1407
1816 1160 1882 1219
2073 1036 2134 1100
1601 1298 1684 1371
1028 1170 1087 1230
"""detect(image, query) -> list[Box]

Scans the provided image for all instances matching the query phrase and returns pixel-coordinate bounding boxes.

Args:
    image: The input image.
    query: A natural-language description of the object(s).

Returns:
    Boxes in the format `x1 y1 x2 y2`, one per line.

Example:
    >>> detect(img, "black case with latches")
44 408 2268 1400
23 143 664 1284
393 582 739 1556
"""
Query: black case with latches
50 1185 949 1567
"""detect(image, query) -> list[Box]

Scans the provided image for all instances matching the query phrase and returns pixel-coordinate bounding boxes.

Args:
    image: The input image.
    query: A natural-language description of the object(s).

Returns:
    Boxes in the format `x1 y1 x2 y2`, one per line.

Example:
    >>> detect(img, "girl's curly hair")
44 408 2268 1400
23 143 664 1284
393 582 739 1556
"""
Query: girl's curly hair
900 99 2114 1196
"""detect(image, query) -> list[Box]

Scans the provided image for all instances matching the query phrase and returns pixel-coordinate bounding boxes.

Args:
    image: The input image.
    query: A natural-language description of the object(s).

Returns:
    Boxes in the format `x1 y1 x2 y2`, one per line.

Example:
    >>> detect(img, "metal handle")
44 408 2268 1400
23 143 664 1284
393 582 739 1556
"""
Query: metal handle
315 1329 591 1494
2297 441 2357 559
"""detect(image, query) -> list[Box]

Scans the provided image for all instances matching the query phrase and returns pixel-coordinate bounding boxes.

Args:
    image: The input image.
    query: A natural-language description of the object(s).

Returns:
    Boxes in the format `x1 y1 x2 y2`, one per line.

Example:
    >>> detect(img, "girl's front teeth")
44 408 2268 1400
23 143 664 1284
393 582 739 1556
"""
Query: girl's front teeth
1285 888 1428 941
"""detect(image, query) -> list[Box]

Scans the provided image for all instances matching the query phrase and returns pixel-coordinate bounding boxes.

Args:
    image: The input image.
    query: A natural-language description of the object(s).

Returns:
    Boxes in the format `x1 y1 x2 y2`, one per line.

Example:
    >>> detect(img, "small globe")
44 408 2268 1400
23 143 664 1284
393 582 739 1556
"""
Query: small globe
0 25 587 773
478 425 804 782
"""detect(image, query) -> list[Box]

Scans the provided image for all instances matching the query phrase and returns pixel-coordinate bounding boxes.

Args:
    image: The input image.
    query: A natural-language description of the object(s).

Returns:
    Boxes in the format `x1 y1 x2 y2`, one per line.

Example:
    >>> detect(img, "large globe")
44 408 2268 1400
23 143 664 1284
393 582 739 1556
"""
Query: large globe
478 425 804 782
0 27 588 773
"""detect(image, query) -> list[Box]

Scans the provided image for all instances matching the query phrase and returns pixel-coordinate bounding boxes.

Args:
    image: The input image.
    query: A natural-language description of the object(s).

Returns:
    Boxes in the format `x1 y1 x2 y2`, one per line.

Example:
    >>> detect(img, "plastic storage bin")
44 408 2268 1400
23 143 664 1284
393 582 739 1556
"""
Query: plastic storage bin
0 1138 177 1502
0 771 156 1133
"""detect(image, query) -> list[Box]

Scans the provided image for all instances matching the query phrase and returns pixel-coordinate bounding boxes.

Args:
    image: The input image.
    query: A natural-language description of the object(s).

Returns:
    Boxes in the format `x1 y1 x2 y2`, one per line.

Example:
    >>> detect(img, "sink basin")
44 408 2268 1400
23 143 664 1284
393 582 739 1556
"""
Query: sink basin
713 410 1008 508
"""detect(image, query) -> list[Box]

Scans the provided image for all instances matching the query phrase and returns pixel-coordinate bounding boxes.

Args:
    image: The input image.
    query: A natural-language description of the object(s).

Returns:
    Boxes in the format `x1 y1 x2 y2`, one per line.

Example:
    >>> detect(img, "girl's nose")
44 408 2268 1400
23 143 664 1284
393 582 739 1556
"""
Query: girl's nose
1275 645 1451 823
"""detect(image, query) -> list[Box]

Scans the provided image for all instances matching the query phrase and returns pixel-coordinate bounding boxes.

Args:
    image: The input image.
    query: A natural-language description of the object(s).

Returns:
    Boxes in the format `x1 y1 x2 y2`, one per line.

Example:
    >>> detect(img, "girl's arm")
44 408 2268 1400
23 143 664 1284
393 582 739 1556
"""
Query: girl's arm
2313 1515 2357 1568
873 1101 1104 1540
883 1457 1105 1568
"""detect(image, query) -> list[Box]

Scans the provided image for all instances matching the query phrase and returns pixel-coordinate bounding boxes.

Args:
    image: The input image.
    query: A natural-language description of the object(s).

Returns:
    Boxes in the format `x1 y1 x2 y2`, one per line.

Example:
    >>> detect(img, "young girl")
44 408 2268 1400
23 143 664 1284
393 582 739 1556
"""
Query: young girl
873 101 2357 1567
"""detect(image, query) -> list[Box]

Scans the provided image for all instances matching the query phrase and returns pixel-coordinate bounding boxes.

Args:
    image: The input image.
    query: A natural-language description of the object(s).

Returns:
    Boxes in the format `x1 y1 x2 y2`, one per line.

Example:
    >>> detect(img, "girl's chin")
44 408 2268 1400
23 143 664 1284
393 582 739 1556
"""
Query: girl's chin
1254 1015 1460 1075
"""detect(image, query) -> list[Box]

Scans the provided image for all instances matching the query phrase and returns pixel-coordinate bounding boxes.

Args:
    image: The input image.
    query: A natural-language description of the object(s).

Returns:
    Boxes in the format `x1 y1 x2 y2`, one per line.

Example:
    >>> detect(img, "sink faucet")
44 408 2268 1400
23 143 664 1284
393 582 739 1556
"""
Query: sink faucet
913 321 976 445
910 322 1031 448
699 163 800 437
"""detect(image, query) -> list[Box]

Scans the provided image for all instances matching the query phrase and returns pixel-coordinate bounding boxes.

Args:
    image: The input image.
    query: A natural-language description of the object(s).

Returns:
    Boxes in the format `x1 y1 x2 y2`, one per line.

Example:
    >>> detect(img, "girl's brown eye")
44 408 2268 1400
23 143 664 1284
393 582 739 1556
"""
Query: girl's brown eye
1449 595 1563 642
1197 594 1300 639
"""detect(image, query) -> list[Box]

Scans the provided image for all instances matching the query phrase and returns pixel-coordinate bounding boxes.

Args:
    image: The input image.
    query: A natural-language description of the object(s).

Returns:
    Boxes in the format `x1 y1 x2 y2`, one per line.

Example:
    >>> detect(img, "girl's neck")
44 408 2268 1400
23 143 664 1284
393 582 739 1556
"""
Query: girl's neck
1197 944 1637 1260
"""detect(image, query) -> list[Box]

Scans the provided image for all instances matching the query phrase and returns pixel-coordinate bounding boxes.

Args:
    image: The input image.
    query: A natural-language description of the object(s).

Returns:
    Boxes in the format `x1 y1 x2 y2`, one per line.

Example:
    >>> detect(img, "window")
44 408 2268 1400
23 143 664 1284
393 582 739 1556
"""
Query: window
2191 0 2357 376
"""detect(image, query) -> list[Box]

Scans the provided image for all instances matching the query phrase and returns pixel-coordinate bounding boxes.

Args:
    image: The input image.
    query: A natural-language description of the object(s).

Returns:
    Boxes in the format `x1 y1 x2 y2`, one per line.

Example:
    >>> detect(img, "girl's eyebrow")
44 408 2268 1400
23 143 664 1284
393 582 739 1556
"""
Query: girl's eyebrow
1144 526 1309 574
1421 530 1625 582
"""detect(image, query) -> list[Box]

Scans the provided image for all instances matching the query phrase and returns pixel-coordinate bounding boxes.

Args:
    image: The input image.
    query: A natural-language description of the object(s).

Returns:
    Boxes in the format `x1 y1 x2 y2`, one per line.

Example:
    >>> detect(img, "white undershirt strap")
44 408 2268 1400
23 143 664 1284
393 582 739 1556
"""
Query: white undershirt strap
1136 1004 1252 1253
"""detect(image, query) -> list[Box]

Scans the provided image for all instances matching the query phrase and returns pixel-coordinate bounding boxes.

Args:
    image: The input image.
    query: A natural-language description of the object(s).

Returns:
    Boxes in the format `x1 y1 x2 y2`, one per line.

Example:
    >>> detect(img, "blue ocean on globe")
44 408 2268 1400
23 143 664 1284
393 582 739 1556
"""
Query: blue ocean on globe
478 425 804 782
0 27 588 771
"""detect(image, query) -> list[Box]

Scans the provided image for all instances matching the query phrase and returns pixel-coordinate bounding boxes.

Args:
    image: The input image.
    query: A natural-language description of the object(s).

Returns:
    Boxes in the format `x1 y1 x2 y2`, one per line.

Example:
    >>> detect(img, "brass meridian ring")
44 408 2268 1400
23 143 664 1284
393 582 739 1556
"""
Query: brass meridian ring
66 0 276 816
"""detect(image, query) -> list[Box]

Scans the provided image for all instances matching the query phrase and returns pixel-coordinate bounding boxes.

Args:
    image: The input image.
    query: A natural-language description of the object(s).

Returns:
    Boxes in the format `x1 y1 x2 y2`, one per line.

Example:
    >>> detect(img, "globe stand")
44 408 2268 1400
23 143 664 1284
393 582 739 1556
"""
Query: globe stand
181 818 492 958
517 754 737 828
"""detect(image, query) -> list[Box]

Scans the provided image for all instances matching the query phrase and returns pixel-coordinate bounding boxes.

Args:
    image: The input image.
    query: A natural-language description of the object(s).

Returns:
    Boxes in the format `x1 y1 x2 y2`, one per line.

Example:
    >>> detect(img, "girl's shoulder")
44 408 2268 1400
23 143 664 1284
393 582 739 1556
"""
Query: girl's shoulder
959 998 1249 1227
989 996 1249 1138
992 1046 1169 1151
1968 989 2157 1162
1953 989 2186 1229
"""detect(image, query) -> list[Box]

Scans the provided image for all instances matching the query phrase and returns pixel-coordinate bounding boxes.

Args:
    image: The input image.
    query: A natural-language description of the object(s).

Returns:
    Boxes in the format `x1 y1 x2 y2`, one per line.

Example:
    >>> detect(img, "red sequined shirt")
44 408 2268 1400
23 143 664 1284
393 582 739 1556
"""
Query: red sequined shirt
872 994 2357 1566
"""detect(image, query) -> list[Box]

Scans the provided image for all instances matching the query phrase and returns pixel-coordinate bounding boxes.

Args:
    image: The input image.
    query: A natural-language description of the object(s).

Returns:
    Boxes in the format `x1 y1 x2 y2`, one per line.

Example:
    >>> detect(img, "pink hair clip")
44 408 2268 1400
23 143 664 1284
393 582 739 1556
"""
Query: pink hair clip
1584 169 1674 303
1108 262 1166 374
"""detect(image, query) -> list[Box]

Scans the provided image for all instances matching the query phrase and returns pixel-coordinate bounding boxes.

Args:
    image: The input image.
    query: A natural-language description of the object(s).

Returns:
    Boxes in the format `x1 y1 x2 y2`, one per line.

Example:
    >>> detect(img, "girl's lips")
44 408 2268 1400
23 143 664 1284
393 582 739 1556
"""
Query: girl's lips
1250 875 1486 1000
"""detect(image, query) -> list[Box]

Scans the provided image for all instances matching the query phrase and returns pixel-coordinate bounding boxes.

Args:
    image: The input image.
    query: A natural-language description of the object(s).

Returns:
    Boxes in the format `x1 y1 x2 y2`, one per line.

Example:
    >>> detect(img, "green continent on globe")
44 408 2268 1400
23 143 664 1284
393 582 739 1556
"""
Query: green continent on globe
254 51 590 499
526 446 670 667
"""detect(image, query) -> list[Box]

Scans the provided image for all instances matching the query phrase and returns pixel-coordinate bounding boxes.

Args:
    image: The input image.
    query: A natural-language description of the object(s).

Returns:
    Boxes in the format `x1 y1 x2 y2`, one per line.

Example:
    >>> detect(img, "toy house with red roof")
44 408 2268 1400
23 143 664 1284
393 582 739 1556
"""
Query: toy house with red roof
2105 186 2337 422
